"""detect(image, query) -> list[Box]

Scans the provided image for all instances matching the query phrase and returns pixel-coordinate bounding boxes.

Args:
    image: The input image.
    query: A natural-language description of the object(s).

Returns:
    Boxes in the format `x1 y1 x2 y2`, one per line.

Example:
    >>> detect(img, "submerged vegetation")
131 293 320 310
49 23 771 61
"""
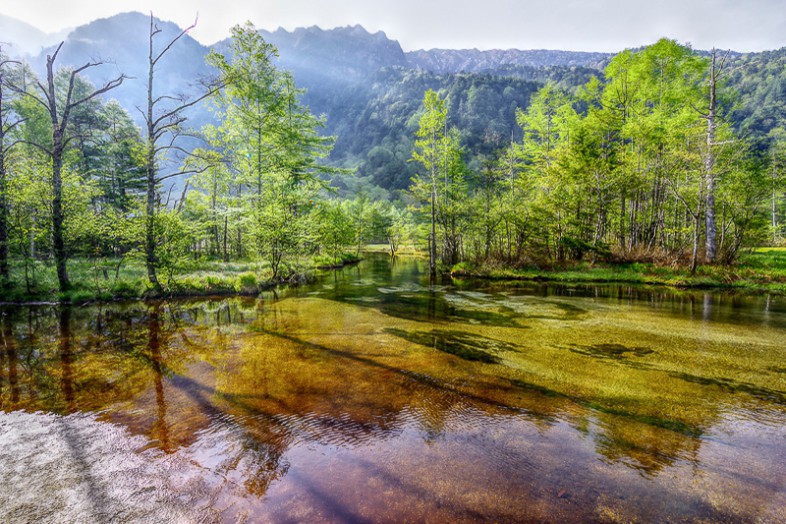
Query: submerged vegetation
1 256 785 522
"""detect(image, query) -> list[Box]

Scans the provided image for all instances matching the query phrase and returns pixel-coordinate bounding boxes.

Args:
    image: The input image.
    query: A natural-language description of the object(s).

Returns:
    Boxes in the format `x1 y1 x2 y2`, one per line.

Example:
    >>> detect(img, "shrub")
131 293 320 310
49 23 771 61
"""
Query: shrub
234 272 258 294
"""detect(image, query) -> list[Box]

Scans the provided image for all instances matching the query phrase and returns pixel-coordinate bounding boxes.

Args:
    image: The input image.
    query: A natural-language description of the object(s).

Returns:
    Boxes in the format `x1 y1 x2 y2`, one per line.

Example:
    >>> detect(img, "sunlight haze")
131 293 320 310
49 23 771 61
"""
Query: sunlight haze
1 0 785 51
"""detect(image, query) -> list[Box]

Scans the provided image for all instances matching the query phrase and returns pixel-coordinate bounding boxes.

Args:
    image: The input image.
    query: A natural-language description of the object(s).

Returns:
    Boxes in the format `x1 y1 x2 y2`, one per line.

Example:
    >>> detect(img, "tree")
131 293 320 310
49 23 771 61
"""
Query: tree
411 90 448 277
95 100 146 212
700 49 732 263
142 13 223 290
767 128 786 244
0 49 23 285
9 43 125 291
207 23 337 273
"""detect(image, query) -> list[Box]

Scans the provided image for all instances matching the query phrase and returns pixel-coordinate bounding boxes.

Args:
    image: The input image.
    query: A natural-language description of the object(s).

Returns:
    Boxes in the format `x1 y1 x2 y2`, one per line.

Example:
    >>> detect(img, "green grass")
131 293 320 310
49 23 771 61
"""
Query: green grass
452 248 786 294
0 256 318 304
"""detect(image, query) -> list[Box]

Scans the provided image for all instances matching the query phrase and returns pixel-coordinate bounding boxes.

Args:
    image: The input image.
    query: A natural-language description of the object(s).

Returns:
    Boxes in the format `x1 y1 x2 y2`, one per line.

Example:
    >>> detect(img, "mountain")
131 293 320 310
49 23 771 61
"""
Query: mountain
407 48 612 74
0 14 69 56
4 11 785 194
31 12 212 124
259 25 408 82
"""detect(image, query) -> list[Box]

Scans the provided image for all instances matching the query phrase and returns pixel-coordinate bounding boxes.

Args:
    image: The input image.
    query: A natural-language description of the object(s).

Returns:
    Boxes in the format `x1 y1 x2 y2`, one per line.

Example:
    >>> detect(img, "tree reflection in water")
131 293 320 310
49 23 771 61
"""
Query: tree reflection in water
0 255 784 522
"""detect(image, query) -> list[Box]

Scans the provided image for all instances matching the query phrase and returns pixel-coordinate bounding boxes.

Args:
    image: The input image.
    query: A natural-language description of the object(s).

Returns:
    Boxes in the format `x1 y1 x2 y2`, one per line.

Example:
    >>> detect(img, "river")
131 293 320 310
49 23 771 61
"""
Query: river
1 254 785 523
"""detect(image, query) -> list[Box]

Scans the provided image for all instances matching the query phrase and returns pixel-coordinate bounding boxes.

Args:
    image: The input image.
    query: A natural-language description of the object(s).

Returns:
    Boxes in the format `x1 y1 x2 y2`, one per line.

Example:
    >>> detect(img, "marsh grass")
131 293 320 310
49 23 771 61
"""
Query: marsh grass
454 247 786 293
1 256 324 303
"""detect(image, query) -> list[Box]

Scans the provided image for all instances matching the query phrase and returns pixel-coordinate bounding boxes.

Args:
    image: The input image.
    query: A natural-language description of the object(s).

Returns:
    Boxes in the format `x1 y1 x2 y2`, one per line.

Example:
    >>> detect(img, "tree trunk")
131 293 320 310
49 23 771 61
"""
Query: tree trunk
145 161 159 288
773 167 779 244
704 50 718 264
691 211 700 274
0 138 7 283
430 181 437 278
145 17 160 289
223 215 228 263
52 145 69 291
0 75 7 283
46 52 69 292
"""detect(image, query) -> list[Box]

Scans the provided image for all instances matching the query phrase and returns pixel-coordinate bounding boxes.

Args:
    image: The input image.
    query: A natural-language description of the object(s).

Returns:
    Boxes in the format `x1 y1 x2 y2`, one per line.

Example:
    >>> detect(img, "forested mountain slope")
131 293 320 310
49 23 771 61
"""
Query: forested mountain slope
2 12 785 192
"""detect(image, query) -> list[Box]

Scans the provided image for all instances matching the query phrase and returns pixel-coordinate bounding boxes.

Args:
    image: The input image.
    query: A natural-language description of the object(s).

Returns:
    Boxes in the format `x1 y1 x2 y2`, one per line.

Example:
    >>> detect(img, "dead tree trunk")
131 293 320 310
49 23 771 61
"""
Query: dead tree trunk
10 43 124 292
142 13 223 290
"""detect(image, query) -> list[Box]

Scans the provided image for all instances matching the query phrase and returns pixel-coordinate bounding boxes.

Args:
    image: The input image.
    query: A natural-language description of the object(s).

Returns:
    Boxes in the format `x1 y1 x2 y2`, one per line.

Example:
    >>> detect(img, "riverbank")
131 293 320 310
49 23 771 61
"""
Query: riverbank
0 254 363 305
451 248 786 295
3 248 784 304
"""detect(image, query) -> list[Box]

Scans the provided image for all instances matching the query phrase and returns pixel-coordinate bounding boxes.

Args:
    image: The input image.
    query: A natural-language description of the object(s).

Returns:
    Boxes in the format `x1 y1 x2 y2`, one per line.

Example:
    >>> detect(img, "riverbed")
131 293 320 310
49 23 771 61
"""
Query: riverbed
1 255 785 522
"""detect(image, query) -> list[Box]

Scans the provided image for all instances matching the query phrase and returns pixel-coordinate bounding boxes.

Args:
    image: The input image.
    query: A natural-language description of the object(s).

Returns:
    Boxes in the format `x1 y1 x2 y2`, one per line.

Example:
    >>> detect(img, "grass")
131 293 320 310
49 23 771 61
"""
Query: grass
451 247 786 294
0 254 363 304
361 244 425 256
5 247 786 304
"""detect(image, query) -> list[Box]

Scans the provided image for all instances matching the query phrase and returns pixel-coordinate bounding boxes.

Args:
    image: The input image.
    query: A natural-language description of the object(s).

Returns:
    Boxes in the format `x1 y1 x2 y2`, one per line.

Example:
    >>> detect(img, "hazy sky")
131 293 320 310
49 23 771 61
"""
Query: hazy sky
2 0 785 52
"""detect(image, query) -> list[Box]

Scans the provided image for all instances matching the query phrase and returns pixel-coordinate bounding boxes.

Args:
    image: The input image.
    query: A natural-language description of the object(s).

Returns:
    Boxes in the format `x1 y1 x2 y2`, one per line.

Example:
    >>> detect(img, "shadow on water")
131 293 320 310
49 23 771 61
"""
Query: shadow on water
0 255 785 522
384 328 525 363
53 307 115 522
569 343 654 361
310 256 526 327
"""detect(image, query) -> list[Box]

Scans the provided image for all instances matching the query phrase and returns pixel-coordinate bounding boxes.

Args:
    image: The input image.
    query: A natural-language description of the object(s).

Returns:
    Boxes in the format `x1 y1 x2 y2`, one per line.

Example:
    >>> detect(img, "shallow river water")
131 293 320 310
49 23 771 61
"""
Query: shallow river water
1 255 785 523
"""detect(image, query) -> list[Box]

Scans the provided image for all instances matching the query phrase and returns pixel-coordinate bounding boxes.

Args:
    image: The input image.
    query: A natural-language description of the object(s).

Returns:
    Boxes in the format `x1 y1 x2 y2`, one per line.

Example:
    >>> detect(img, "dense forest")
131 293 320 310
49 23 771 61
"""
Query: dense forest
1 14 786 299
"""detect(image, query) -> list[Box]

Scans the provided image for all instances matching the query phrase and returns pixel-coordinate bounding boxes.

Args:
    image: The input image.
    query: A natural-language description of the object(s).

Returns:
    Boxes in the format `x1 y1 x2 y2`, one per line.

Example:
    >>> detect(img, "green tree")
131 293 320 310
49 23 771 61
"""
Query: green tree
0 49 23 284
411 89 448 275
207 23 337 274
9 43 125 291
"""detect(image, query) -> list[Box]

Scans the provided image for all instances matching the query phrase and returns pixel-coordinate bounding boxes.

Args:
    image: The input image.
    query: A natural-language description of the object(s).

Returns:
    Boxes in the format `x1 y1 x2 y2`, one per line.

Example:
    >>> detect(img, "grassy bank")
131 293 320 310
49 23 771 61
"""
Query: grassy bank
360 244 425 256
0 254 362 304
451 248 786 294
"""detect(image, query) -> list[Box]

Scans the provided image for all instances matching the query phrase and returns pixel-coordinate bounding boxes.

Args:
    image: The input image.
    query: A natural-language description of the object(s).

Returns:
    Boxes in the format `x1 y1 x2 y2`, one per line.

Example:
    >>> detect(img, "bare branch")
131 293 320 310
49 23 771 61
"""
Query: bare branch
17 139 53 157
176 180 190 213
2 139 26 156
152 86 221 129
5 79 51 112
716 49 733 76
151 14 198 66
156 166 208 182
152 94 185 106
69 74 127 109
49 42 65 64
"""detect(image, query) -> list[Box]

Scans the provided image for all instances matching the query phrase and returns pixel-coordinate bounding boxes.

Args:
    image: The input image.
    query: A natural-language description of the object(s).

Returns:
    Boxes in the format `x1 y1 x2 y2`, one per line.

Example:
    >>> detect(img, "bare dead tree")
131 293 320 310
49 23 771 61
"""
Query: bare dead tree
141 13 224 290
8 42 125 292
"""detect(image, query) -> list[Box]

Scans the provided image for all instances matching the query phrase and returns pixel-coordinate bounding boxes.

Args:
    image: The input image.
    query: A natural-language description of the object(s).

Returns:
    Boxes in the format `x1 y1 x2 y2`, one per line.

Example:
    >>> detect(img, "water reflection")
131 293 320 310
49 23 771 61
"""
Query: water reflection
0 256 785 522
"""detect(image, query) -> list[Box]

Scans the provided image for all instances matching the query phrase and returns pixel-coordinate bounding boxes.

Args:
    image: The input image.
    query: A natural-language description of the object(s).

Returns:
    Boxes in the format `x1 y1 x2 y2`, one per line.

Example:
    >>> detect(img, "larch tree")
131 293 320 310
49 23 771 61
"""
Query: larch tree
701 49 732 264
411 89 448 277
206 23 336 278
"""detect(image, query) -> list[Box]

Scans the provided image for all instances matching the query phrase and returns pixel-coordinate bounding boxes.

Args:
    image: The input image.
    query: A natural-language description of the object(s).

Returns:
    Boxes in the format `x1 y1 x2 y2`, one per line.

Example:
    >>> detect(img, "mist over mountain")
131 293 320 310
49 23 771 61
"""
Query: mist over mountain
0 14 70 56
2 11 785 192
27 12 214 128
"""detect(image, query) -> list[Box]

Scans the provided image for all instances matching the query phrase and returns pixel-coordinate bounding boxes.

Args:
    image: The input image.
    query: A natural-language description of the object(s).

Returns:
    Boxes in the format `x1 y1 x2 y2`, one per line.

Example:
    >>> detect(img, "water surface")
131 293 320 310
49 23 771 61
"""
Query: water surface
1 255 785 523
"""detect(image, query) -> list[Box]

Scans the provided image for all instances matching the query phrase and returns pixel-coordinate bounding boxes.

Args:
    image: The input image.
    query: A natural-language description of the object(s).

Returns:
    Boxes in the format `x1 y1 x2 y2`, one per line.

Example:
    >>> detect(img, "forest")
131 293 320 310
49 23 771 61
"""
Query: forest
1 19 785 301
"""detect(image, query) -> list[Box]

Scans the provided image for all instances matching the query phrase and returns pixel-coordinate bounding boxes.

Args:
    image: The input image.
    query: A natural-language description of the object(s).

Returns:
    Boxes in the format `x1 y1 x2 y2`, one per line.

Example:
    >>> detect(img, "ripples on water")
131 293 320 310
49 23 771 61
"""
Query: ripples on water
1 255 786 523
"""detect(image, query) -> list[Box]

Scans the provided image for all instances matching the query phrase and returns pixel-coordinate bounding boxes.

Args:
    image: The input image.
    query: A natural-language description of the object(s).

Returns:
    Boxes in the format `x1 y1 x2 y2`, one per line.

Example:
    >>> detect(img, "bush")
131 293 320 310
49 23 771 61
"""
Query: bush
234 272 258 294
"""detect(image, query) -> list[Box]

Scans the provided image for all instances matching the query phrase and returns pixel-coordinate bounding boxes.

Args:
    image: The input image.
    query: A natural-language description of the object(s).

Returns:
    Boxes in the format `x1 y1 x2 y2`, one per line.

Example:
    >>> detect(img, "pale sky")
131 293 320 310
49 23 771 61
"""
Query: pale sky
2 0 786 52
